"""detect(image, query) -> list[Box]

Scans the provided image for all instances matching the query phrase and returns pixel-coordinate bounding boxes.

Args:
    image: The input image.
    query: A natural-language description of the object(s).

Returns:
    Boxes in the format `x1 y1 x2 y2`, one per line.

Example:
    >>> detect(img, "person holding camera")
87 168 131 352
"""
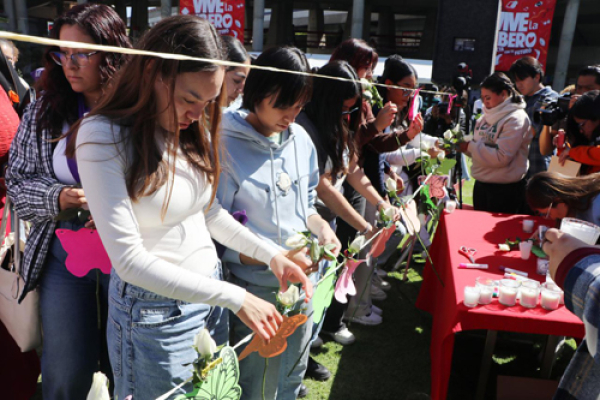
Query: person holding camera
422 91 467 138
558 90 600 175
542 229 600 400
509 56 558 178
458 72 532 214
539 65 600 156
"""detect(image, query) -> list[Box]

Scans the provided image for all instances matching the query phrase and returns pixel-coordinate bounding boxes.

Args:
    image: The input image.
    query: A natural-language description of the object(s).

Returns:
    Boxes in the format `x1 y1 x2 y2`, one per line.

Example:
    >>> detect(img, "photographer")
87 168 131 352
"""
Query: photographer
542 229 600 400
422 92 467 138
540 65 600 156
559 90 600 174
509 56 558 177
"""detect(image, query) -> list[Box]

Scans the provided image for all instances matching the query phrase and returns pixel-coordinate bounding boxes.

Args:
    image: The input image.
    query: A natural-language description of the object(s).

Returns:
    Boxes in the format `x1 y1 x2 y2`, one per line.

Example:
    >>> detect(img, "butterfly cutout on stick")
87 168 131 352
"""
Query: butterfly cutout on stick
55 229 111 277
368 226 396 258
311 261 338 324
418 175 448 200
334 258 365 304
398 199 421 236
175 346 242 400
408 88 422 121
238 314 308 361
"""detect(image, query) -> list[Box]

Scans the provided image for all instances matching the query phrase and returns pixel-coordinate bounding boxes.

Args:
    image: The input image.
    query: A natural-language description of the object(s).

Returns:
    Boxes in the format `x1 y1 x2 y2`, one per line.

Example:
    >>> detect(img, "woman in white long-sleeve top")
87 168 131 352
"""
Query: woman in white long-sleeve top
71 16 312 400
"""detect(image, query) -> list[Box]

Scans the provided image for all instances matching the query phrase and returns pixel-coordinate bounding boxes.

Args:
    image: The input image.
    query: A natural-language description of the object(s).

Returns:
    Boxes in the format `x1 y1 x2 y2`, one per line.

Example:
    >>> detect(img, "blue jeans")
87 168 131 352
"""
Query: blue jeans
108 266 227 400
39 219 111 400
229 275 312 400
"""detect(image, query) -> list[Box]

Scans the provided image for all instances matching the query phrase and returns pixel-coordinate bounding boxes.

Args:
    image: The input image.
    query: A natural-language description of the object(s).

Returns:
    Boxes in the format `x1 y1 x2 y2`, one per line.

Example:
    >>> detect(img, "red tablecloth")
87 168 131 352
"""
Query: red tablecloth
416 209 585 400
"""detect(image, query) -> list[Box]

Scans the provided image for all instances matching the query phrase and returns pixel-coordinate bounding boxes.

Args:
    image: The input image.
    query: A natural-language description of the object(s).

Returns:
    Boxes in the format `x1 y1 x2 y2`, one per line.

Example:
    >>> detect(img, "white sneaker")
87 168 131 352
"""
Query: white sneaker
372 305 383 316
345 312 383 326
371 284 388 301
373 274 391 292
321 327 355 345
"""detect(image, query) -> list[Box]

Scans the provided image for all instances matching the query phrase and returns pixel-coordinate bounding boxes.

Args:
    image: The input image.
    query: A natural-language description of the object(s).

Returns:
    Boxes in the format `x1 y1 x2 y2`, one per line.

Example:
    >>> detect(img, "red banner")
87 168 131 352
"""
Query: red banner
495 0 557 72
180 0 245 41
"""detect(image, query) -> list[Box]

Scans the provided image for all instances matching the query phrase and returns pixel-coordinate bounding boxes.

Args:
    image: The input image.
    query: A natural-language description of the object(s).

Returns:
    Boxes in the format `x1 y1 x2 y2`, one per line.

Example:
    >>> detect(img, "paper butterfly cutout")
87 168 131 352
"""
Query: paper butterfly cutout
174 346 242 400
238 314 308 361
334 258 365 304
447 94 457 114
55 229 111 277
311 262 337 324
398 199 421 236
418 175 448 199
368 225 396 258
408 88 422 121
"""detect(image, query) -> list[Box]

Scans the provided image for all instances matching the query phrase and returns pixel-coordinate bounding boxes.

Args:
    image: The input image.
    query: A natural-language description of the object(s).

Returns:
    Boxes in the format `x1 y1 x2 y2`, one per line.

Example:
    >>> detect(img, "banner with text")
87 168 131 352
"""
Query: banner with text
495 0 557 72
180 0 245 41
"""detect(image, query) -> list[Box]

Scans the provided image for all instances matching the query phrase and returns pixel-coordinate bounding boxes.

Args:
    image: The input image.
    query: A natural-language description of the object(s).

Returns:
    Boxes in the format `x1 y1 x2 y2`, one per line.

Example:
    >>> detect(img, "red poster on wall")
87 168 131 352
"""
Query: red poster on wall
495 0 557 72
180 0 245 41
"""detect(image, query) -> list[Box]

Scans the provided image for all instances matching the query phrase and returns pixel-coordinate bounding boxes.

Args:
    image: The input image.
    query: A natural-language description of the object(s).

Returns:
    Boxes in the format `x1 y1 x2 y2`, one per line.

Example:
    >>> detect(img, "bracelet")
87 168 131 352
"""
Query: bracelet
376 199 386 210
359 223 372 236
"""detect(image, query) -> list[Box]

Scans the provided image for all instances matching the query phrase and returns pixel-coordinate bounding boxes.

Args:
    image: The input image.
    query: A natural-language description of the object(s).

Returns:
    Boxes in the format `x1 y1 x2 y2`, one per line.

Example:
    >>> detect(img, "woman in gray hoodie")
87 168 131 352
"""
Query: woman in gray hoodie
217 46 340 400
459 72 532 214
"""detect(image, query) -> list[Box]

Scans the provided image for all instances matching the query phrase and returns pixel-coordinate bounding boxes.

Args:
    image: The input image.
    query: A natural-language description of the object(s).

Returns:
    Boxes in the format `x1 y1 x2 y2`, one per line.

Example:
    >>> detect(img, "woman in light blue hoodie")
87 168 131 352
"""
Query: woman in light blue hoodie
217 47 340 400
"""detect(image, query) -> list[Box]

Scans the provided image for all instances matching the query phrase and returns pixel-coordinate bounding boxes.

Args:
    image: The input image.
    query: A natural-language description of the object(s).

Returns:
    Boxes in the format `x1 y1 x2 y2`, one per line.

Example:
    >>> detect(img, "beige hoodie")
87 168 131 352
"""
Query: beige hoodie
466 98 532 183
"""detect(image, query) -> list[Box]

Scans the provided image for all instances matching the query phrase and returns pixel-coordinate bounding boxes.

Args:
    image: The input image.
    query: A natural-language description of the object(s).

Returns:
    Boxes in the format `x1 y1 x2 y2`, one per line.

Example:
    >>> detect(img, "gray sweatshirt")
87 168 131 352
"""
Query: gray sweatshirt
466 98 532 184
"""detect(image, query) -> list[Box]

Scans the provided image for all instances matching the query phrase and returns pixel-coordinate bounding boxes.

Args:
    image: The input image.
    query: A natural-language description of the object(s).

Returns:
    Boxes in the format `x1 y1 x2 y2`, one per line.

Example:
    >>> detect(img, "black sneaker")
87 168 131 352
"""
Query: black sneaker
297 383 309 398
304 356 331 381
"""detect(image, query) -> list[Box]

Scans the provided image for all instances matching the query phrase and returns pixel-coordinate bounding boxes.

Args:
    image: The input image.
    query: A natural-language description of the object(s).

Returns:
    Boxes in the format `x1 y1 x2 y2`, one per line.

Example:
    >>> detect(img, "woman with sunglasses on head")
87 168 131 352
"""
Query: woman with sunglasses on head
72 17 311 399
5 4 131 398
457 72 532 214
558 90 600 175
526 171 600 228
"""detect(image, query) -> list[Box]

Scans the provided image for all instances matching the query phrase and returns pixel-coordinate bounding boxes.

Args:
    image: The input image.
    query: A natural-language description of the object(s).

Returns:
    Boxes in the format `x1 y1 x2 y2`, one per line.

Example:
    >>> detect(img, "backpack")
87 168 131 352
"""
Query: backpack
0 50 33 117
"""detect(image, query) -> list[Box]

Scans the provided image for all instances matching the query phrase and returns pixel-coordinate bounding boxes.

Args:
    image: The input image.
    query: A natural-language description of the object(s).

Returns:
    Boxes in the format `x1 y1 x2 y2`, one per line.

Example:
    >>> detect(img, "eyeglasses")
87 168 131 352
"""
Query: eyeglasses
342 107 359 116
49 51 99 67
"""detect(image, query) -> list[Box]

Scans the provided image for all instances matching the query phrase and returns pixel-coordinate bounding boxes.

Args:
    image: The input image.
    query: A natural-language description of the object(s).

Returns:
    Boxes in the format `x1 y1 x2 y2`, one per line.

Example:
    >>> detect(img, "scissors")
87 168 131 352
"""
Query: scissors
459 246 477 263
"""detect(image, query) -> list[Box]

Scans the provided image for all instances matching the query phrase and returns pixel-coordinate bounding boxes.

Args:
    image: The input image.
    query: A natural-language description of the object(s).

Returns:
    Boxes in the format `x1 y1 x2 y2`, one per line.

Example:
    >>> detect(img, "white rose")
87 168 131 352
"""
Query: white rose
437 152 446 161
86 372 110 400
462 134 474 142
285 233 308 249
362 90 373 101
348 235 366 254
383 207 396 220
360 78 372 92
385 177 397 193
193 329 217 358
443 130 454 140
278 285 300 306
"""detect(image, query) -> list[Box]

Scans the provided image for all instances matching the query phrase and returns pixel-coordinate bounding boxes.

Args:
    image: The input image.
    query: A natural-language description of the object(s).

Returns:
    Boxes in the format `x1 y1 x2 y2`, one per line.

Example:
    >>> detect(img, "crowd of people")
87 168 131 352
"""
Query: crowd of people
1 3 600 400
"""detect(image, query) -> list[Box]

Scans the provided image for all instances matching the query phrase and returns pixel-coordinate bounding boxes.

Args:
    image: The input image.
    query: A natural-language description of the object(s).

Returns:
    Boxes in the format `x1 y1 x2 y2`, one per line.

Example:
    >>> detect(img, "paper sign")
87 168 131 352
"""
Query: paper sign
180 0 245 41
548 155 581 177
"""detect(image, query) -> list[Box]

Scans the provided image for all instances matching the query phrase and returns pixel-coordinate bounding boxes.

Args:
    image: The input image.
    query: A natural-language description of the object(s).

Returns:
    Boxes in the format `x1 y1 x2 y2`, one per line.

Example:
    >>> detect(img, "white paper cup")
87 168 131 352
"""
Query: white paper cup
519 241 532 260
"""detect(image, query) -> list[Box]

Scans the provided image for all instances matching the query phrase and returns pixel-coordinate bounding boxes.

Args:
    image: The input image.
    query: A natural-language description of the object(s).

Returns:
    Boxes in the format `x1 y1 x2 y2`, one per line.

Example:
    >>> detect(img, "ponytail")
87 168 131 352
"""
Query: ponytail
481 72 523 104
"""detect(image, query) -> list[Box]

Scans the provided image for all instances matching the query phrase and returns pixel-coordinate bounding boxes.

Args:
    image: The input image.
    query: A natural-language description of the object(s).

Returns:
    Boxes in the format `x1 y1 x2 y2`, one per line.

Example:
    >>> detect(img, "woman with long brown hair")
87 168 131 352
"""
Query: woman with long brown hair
73 16 312 399
6 4 130 398
526 171 600 226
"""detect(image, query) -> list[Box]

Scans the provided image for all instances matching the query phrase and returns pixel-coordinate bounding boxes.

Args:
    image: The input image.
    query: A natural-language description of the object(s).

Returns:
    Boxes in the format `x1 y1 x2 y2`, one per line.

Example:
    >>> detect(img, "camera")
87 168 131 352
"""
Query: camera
534 93 571 126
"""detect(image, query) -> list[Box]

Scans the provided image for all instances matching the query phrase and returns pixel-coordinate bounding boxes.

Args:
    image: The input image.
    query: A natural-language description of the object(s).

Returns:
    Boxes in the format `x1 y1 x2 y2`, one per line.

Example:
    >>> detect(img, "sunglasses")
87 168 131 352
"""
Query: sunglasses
49 51 99 68
342 107 359 116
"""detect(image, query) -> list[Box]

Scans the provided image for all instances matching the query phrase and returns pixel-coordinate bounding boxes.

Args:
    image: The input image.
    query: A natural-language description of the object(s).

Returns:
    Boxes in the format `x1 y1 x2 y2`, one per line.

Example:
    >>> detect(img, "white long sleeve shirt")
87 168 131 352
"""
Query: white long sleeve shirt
76 116 280 313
